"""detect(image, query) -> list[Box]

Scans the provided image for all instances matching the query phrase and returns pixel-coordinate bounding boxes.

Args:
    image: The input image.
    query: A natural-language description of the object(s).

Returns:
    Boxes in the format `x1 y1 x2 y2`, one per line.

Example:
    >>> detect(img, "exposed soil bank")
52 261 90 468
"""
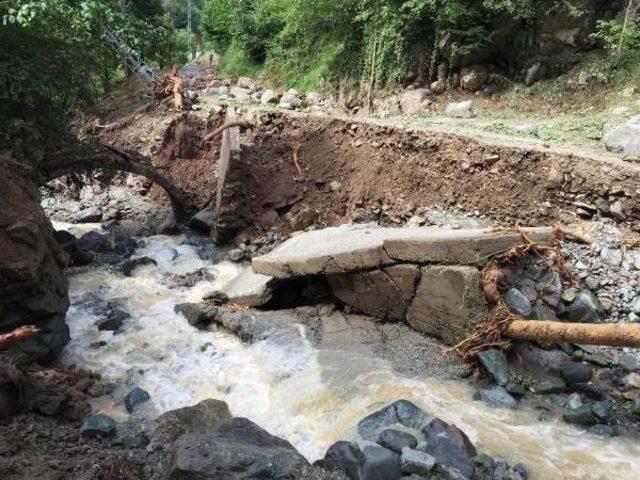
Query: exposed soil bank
97 104 640 243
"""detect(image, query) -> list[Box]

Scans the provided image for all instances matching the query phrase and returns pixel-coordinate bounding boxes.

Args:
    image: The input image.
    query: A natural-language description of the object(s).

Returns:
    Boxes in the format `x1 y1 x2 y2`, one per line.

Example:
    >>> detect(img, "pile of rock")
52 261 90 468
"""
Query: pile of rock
561 223 640 323
318 399 527 480
201 77 336 112
55 229 138 266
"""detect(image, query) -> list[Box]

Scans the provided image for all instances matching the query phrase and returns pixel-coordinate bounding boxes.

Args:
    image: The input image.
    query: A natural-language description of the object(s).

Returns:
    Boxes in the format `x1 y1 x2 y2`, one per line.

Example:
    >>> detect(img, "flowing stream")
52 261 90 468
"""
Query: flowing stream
61 231 640 480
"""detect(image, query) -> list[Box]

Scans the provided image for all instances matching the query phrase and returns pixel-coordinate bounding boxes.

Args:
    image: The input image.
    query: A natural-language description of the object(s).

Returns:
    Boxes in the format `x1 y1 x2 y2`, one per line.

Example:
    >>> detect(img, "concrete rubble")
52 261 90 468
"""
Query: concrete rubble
251 224 553 344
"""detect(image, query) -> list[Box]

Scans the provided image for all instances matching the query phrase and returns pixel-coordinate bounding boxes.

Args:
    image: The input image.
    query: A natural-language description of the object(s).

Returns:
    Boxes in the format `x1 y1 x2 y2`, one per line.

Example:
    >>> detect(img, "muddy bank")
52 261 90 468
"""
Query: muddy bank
95 102 640 242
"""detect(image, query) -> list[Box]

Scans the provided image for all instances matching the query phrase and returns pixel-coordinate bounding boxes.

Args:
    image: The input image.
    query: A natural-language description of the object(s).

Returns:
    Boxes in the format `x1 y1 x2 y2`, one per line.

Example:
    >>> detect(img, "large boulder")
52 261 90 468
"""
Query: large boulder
163 417 310 480
357 400 428 441
400 89 431 115
461 65 489 92
153 398 232 443
605 115 640 157
420 418 477 478
0 156 70 361
445 100 475 118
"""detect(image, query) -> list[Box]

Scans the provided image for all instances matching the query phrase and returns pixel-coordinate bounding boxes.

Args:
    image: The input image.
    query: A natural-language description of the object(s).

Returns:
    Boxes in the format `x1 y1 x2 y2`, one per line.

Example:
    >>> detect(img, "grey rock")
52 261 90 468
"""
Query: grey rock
357 400 428 442
591 401 610 422
532 376 566 394
504 288 532 317
81 414 116 438
600 247 623 267
588 424 617 437
445 100 475 118
123 387 150 413
585 276 600 291
400 88 431 114
304 91 322 107
562 405 595 425
166 417 308 480
174 303 219 328
153 398 232 443
72 206 102 223
230 86 251 99
0 158 70 362
96 308 129 332
566 291 604 323
279 90 302 109
120 257 157 276
477 349 509 386
619 352 640 372
525 62 548 86
354 441 402 480
604 115 640 157
227 249 244 262
460 65 488 92
513 123 539 136
559 362 593 384
318 441 360 477
400 448 436 476
631 397 640 414
420 419 477 478
378 428 418 453
473 386 518 409
188 207 217 234
261 89 279 105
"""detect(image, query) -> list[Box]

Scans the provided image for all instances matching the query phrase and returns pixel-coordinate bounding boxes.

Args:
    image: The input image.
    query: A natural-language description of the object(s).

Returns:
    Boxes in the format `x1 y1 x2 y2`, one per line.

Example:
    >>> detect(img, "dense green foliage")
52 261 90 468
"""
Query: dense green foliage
0 0 177 166
199 0 625 90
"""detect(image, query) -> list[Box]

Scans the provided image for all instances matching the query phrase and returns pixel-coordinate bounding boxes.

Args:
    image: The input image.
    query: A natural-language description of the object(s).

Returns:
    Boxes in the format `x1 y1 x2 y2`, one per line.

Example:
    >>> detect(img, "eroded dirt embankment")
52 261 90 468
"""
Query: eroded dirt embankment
97 104 640 240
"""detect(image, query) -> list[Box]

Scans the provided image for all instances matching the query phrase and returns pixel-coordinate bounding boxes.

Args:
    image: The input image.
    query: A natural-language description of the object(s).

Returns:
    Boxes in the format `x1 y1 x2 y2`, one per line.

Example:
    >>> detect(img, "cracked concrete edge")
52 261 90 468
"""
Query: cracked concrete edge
252 226 554 278
383 226 554 267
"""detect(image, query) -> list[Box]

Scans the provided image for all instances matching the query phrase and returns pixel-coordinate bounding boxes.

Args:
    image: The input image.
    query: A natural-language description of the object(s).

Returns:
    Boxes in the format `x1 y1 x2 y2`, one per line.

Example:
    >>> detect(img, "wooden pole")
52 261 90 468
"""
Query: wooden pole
506 320 640 348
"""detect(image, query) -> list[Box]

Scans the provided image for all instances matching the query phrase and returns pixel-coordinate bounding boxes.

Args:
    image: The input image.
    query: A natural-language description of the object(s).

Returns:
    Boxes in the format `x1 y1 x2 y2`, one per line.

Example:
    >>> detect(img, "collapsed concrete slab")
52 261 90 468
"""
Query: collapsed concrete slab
406 266 486 345
327 264 419 321
219 268 276 307
251 224 415 278
250 225 554 345
252 225 553 278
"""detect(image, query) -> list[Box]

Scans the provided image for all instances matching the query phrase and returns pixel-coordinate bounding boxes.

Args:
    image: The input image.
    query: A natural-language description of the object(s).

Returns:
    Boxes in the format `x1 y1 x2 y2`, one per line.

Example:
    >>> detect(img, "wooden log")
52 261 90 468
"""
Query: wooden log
506 320 640 348
0 326 39 350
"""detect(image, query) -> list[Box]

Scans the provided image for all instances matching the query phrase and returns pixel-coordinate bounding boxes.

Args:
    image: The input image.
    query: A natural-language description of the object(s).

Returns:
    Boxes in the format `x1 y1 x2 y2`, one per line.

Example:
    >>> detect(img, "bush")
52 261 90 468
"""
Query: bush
591 17 640 70
201 0 594 90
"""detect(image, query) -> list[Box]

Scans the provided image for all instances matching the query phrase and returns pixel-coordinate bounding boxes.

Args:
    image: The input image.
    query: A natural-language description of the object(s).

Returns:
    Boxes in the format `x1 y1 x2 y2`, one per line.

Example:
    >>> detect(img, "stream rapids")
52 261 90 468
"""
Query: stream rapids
60 229 640 480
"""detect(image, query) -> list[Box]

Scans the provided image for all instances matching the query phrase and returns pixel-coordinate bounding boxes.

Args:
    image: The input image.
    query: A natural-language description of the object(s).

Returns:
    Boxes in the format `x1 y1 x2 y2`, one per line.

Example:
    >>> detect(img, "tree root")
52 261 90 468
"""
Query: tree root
202 121 252 142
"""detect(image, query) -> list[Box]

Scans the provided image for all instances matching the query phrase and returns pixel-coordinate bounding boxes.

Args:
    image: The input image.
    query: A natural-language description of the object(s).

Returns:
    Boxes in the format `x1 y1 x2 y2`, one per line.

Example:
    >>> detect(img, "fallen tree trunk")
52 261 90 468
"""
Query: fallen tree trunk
506 320 640 348
0 326 39 350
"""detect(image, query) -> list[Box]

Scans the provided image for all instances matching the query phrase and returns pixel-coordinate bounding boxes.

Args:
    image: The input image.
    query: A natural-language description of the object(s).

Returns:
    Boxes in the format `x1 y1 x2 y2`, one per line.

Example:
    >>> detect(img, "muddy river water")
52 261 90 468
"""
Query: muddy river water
60 231 640 479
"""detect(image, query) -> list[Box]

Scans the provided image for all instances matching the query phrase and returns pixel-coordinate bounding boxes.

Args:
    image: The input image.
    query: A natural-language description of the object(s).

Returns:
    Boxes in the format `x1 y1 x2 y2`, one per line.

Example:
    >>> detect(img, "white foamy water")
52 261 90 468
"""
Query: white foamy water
63 235 640 479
